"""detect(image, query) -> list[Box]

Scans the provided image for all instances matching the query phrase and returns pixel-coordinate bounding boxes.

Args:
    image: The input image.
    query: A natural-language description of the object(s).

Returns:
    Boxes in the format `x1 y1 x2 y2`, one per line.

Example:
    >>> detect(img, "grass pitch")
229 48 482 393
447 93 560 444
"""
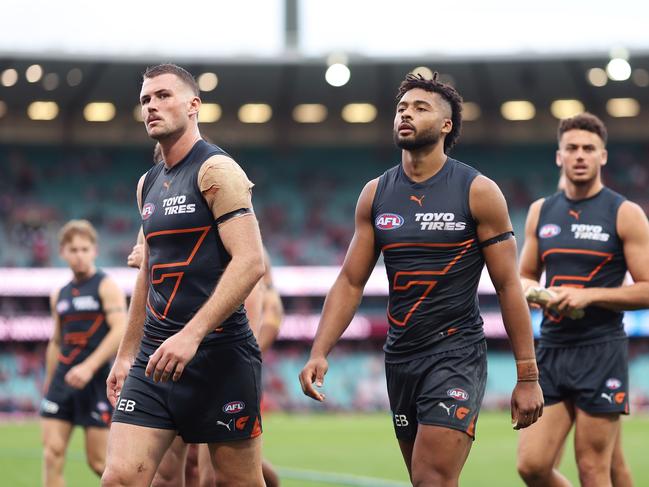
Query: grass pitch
1 412 647 486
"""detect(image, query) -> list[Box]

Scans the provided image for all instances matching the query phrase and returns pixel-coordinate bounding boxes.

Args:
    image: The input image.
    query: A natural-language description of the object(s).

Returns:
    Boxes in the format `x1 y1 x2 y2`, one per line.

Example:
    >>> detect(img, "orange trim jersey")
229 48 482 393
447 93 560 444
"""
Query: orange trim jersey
372 159 485 362
55 271 109 369
536 188 627 346
140 140 251 346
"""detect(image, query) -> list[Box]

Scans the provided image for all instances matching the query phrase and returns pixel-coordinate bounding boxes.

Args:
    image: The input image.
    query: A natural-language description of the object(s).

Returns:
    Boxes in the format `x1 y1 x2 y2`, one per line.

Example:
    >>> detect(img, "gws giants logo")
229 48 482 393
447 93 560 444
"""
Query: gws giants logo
375 213 404 230
222 401 245 414
539 224 561 239
142 203 155 220
447 388 469 401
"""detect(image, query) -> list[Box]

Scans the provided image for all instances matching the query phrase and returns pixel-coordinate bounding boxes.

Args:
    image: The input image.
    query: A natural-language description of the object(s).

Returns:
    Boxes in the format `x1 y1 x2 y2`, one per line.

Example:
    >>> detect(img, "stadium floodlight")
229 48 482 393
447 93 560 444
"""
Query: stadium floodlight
42 73 59 91
341 103 377 123
1 69 18 87
293 104 327 123
462 102 481 122
83 102 116 122
500 100 535 121
27 101 58 121
198 72 218 92
0 100 6 119
239 103 272 123
632 68 649 87
550 99 585 119
66 68 83 86
25 64 43 83
586 68 608 87
325 63 351 87
198 103 222 123
606 58 632 81
606 98 640 118
411 66 433 79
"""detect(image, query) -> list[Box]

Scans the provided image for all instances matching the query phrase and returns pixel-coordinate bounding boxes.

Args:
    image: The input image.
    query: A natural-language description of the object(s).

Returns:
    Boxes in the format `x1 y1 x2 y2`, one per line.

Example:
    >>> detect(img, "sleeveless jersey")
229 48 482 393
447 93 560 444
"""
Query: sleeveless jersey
141 139 250 346
536 188 627 346
55 270 109 370
372 158 485 362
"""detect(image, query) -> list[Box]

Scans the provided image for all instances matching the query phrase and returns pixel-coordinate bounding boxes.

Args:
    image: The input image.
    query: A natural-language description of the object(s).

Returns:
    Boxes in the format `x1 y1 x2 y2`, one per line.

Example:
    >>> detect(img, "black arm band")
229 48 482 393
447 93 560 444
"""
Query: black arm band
214 208 252 226
479 231 515 248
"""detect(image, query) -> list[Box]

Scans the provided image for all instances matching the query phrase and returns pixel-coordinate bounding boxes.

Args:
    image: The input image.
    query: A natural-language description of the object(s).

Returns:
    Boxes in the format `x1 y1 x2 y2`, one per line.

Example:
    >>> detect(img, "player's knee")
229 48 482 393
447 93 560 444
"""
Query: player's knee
43 442 66 467
517 457 553 483
87 456 105 477
411 465 456 487
576 457 608 485
101 467 127 487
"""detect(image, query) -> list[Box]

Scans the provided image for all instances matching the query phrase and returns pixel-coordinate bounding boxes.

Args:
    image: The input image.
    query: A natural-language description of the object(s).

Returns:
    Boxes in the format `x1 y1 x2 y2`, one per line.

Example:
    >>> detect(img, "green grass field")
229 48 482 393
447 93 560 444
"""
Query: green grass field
1 412 647 486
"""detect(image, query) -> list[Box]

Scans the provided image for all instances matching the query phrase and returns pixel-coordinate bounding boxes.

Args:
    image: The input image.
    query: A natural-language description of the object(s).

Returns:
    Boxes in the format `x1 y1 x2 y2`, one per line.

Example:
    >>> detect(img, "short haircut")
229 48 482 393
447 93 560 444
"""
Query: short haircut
396 72 463 153
558 112 608 145
58 220 98 247
143 63 199 96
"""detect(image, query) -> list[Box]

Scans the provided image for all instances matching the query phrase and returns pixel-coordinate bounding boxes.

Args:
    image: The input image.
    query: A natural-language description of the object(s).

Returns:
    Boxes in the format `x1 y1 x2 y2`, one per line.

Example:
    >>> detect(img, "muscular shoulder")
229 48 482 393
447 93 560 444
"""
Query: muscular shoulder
617 200 649 239
357 178 380 218
469 175 508 222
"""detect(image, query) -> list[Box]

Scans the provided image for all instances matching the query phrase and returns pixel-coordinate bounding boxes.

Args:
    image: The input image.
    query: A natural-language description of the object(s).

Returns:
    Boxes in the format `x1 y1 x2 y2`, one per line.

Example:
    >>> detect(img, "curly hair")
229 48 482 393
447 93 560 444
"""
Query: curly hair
557 112 608 145
396 72 463 153
143 63 199 96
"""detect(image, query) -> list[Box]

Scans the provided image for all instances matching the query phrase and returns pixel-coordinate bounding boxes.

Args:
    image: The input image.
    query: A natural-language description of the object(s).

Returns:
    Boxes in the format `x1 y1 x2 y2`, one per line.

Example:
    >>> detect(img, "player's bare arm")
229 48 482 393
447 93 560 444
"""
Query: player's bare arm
145 156 265 383
107 174 149 406
65 277 127 389
470 175 544 429
519 198 545 292
548 201 649 313
245 279 265 337
44 289 62 392
126 227 145 269
299 179 380 401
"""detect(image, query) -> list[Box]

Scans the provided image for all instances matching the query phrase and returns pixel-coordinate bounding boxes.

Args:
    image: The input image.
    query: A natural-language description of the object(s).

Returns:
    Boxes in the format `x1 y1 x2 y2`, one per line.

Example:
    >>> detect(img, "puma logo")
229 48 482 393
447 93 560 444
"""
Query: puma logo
410 195 425 207
568 209 581 220
438 402 456 416
217 419 233 431
601 393 614 404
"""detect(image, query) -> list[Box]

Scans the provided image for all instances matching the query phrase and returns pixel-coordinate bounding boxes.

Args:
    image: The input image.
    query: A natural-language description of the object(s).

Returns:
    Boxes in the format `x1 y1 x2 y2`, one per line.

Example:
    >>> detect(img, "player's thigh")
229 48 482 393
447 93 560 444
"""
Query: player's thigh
102 422 176 487
208 436 264 486
84 426 109 463
151 436 188 487
41 418 74 455
518 401 574 471
574 408 619 460
412 424 473 481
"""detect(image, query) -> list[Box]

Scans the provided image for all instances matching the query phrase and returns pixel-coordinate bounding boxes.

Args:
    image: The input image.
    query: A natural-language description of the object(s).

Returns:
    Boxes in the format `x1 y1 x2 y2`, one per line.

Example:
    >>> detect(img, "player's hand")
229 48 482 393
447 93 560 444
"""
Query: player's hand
64 363 94 389
299 356 328 401
127 244 144 269
510 381 544 430
106 355 134 407
145 330 201 383
547 286 591 317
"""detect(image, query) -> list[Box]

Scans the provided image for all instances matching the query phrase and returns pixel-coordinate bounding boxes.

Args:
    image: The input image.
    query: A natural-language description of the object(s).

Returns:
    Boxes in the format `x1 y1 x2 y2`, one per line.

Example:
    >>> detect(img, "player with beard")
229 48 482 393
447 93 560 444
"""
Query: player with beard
300 73 543 486
517 113 649 487
101 64 266 487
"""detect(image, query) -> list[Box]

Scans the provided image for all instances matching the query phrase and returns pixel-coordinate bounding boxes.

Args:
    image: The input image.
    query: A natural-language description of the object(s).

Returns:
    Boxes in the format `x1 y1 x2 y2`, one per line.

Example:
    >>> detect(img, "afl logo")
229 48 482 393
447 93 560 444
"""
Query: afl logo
222 401 245 414
606 378 622 390
447 388 469 401
539 224 561 239
375 213 404 230
141 203 155 220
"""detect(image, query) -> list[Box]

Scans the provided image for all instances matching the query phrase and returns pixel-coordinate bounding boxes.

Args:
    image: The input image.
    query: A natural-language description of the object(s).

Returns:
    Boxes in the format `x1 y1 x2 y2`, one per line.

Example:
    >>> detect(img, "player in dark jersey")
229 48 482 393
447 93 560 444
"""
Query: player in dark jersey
517 113 649 487
299 73 543 486
101 64 266 487
41 220 127 486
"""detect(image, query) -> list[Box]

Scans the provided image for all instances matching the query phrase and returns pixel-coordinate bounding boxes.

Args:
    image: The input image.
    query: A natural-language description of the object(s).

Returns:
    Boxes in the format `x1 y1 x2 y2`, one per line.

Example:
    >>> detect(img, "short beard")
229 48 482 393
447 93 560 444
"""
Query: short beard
393 129 441 151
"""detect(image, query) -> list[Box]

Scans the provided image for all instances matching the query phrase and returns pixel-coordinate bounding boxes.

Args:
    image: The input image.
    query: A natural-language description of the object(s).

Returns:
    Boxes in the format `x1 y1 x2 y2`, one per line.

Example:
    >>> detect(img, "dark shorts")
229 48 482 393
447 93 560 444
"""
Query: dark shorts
385 340 487 441
537 339 629 415
111 336 263 443
40 364 113 428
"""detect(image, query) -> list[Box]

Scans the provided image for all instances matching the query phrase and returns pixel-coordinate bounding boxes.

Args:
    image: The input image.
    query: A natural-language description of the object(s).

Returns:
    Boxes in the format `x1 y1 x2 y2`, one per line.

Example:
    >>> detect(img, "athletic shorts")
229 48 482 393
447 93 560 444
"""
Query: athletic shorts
537 339 629 415
111 335 263 443
385 340 487 441
40 364 112 428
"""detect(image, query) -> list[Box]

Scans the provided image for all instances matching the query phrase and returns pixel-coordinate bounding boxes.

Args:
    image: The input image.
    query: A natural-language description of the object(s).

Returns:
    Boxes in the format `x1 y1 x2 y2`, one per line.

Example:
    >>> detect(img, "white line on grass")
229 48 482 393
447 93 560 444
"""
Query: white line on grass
277 467 410 486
